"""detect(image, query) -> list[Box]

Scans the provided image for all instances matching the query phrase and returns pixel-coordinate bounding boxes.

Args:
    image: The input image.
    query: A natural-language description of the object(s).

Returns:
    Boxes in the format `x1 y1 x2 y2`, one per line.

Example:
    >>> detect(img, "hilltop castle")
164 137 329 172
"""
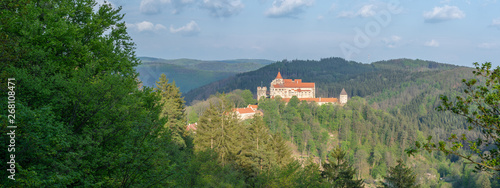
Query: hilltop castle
257 72 348 105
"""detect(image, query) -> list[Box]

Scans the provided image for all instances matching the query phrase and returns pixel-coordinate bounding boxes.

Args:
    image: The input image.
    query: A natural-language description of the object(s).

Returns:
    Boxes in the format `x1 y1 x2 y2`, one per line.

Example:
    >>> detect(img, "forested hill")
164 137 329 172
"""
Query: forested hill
183 57 460 104
136 57 274 93
183 59 484 186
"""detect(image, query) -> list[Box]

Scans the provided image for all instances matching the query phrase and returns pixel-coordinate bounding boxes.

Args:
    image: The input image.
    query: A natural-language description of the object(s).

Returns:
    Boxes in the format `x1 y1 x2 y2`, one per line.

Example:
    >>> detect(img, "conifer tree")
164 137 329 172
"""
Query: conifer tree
322 147 364 188
217 104 244 166
195 103 221 151
238 115 273 176
407 62 500 173
194 97 244 166
271 133 293 167
154 73 187 147
381 159 418 188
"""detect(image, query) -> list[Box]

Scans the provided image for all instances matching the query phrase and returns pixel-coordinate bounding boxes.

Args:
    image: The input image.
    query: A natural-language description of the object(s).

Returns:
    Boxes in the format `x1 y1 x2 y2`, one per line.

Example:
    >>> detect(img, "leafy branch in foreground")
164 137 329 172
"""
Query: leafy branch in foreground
406 62 500 173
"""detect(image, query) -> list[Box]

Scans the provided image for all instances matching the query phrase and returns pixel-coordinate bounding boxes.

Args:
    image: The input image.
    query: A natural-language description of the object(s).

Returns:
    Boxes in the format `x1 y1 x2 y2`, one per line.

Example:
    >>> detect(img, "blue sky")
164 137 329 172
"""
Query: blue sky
103 0 500 67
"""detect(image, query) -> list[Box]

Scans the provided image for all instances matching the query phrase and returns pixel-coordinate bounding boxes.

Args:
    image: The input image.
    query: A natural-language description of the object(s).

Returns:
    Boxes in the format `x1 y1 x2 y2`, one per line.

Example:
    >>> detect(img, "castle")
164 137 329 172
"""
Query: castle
257 72 348 105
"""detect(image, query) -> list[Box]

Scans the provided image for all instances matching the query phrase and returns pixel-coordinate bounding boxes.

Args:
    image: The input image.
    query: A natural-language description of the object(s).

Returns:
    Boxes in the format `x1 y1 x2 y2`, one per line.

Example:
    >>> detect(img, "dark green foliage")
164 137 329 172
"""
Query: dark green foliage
247 63 479 185
183 149 248 187
381 159 418 188
254 160 327 188
155 73 188 147
182 60 489 186
184 58 458 104
238 115 273 176
322 147 364 188
0 0 491 185
0 0 176 186
408 62 500 174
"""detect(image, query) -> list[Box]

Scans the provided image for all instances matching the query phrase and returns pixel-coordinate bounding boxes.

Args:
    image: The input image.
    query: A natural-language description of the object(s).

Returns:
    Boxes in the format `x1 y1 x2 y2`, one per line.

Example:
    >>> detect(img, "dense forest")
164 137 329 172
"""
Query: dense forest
1 0 499 187
0 0 367 186
184 58 499 187
184 58 458 104
186 86 497 187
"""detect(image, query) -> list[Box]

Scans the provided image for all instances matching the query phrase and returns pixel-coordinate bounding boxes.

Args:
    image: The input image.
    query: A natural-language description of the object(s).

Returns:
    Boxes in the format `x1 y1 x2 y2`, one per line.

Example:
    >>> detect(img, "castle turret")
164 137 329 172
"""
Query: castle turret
257 86 267 100
271 72 284 85
340 88 348 104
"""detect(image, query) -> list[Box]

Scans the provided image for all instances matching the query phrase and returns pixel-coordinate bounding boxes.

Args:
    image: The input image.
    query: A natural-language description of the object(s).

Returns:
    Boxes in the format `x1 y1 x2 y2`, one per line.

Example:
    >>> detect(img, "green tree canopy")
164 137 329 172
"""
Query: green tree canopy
155 73 188 147
322 147 364 188
0 0 177 186
381 159 418 188
407 62 500 173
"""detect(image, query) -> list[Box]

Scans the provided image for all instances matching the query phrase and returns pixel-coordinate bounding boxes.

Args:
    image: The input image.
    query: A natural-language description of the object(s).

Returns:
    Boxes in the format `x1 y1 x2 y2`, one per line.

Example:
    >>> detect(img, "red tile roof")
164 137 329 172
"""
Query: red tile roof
276 72 283 79
273 82 315 88
318 98 338 102
273 78 315 88
248 105 258 109
186 123 197 131
234 107 255 114
281 98 338 103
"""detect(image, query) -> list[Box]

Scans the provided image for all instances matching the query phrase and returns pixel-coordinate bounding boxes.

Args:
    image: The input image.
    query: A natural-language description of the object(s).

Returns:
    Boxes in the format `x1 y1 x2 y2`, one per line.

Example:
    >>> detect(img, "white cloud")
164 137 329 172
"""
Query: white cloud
477 42 497 49
337 4 377 18
265 0 314 18
127 21 167 32
140 0 170 15
202 0 244 17
170 21 200 36
170 0 196 14
491 18 500 29
424 39 440 47
358 4 376 17
382 35 401 48
423 5 465 23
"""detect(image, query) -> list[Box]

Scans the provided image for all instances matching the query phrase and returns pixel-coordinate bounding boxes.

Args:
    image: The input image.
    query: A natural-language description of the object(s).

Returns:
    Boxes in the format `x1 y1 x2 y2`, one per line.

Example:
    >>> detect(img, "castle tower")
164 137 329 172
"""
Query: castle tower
257 86 267 100
271 72 284 85
340 88 348 104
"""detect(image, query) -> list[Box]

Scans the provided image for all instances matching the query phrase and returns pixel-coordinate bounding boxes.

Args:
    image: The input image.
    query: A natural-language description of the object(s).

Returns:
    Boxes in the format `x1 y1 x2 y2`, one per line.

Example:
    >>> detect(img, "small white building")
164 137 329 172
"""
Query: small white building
233 104 262 120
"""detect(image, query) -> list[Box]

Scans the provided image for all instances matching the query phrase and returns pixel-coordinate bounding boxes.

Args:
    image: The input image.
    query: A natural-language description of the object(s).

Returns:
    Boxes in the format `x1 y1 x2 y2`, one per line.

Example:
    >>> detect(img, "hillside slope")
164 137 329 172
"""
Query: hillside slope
136 57 274 93
184 58 460 104
184 58 483 186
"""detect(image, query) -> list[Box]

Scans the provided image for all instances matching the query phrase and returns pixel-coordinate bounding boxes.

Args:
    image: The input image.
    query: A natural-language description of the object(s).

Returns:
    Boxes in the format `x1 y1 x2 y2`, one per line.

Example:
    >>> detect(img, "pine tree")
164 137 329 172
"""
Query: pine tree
217 105 244 166
154 74 187 147
270 133 293 167
195 103 221 151
322 147 364 188
381 159 418 188
238 115 273 176
194 97 244 166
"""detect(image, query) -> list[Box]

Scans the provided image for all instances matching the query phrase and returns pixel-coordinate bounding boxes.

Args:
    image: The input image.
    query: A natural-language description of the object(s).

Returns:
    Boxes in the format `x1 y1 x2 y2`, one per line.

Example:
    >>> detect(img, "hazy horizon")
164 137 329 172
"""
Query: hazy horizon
103 0 500 67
